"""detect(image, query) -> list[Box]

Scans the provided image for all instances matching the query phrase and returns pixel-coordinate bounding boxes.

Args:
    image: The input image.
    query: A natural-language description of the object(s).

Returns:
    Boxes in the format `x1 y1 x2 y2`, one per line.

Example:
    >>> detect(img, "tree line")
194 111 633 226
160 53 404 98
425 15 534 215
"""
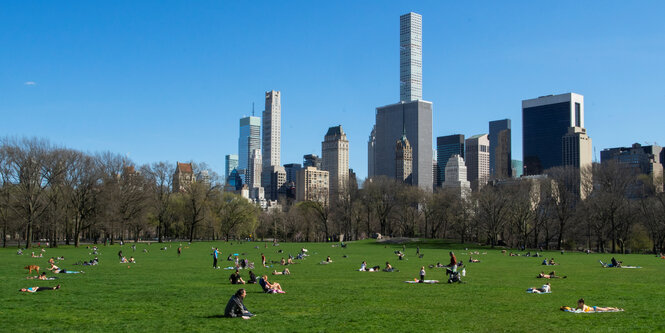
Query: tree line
2 137 664 254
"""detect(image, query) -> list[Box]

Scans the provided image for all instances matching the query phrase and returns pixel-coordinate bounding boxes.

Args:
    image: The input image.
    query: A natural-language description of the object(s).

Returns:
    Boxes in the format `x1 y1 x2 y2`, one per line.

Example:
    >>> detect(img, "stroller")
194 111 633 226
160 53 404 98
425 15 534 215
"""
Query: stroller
446 268 465 283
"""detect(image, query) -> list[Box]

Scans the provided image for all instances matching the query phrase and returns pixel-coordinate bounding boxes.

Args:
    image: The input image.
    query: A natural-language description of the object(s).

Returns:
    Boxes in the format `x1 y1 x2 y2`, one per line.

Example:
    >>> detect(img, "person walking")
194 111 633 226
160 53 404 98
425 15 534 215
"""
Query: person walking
212 248 219 269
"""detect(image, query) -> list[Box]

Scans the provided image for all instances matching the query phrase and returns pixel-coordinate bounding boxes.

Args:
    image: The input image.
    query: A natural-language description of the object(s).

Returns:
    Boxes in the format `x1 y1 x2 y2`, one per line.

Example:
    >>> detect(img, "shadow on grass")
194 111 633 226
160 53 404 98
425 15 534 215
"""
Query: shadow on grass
203 314 226 319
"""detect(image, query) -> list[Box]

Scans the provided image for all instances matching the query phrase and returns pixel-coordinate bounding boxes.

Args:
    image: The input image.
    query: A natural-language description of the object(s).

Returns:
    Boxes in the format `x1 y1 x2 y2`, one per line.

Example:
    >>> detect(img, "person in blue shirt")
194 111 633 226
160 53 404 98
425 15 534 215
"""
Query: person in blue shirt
212 248 219 269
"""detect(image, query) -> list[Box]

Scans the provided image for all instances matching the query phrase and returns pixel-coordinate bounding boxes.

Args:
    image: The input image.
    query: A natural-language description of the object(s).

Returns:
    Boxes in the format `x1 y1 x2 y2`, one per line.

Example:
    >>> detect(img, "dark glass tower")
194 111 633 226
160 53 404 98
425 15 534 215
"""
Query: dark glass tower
436 134 465 185
489 119 512 179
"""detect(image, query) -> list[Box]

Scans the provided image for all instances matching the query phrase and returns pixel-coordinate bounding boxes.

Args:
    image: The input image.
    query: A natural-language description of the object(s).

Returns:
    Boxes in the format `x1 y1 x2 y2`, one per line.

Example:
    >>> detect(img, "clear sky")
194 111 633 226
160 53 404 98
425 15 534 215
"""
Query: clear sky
2 1 664 180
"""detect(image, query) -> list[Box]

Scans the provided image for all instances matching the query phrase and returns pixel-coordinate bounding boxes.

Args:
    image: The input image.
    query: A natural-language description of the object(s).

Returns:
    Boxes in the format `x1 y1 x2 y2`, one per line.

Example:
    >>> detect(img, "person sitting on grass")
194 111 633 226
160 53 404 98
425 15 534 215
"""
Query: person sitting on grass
120 256 129 263
384 262 395 272
224 288 254 319
537 271 566 279
326 256 333 263
280 258 286 265
527 283 551 293
48 263 82 274
259 275 284 293
19 285 60 293
26 272 57 280
272 268 290 275
542 258 549 265
469 257 480 263
287 257 294 265
247 271 258 284
230 270 246 284
548 258 558 265
359 261 367 271
129 257 136 263
571 298 623 312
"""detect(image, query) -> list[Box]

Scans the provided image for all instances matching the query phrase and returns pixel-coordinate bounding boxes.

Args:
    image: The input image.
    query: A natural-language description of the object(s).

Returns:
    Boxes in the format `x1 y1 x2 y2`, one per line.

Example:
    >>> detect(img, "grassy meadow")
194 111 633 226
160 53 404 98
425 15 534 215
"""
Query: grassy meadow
1 239 664 332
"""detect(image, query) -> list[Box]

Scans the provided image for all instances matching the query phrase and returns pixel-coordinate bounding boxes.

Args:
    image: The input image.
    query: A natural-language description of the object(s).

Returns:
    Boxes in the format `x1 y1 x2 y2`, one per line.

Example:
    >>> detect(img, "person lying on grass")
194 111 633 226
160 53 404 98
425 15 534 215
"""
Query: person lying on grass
19 285 60 293
259 275 284 293
272 268 290 275
26 272 57 280
469 257 480 263
48 263 83 274
224 288 254 319
537 271 566 279
527 283 551 293
565 298 623 312
599 257 623 268
230 270 246 284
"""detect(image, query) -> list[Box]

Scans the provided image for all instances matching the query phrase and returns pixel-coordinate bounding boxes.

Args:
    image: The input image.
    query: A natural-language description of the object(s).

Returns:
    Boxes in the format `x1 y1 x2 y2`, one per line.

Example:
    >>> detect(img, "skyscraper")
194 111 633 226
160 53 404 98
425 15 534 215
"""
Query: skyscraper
522 93 584 175
511 160 523 178
321 125 349 196
296 166 329 204
368 125 376 178
283 163 302 184
465 134 490 191
247 149 262 189
489 119 512 179
225 154 238 180
262 165 286 201
400 12 422 102
436 134 465 185
238 116 261 172
562 126 593 198
375 100 433 190
443 154 471 198
395 133 413 184
262 90 281 168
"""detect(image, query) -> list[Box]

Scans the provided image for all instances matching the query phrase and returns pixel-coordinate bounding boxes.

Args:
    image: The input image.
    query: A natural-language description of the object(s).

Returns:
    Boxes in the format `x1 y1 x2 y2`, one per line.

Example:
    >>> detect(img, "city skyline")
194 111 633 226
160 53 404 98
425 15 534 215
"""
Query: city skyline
2 2 664 181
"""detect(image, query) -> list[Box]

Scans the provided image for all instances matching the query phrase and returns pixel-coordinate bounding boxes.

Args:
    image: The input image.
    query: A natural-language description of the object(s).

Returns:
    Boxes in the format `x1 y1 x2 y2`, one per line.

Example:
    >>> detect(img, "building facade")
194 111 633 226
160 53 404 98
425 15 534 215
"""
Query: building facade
225 154 238 181
375 100 433 190
522 93 584 175
601 143 663 182
173 162 194 193
262 90 281 168
511 160 523 178
489 119 512 179
465 134 490 191
303 154 322 169
442 154 471 198
238 116 260 172
321 125 349 196
247 149 262 190
262 165 286 201
368 125 376 178
296 166 329 204
436 134 465 185
395 133 413 184
400 12 422 102
283 163 302 184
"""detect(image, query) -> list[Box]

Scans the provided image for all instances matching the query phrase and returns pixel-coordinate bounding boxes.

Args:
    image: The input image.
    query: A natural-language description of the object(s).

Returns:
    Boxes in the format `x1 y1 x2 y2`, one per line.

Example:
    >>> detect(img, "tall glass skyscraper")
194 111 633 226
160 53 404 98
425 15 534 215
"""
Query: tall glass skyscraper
400 12 422 102
522 93 584 175
225 154 238 180
238 116 261 172
436 134 465 185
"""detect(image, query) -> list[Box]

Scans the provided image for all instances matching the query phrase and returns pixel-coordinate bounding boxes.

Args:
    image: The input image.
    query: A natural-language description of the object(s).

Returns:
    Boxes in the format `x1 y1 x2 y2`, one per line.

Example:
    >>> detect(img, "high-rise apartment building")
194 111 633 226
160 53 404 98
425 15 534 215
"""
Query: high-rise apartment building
368 125 376 178
443 154 471 198
238 116 260 172
489 119 512 179
321 125 349 196
262 165 286 201
522 93 584 175
225 154 238 180
375 100 433 190
562 126 593 198
395 133 413 184
601 143 663 182
466 134 490 191
436 134 465 185
303 154 322 169
262 90 281 168
247 149 262 189
296 166 329 204
400 12 422 102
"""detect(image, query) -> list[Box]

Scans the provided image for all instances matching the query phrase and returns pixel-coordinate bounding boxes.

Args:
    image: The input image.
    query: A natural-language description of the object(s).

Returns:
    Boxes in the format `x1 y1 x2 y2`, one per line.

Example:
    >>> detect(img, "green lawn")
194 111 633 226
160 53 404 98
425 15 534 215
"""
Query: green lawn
1 239 664 332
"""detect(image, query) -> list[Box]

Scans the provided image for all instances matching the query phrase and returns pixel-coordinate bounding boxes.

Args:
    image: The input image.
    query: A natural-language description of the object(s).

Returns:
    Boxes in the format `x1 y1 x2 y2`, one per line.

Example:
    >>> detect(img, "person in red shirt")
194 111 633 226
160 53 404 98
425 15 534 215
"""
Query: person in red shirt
449 252 457 272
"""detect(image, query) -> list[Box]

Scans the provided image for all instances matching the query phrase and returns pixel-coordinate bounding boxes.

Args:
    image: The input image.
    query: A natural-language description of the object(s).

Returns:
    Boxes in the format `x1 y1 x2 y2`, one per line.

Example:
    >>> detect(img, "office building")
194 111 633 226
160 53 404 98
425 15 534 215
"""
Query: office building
368 125 376 178
465 134 490 191
512 160 523 178
296 166 329 204
303 154 322 169
522 93 584 175
395 133 413 183
562 126 593 198
283 163 302 184
224 169 243 192
443 154 471 198
225 154 238 180
601 143 663 182
400 12 422 102
238 116 260 172
262 165 286 201
262 90 281 168
433 158 439 189
247 149 262 190
375 100 433 190
489 119 512 179
173 162 194 193
322 125 349 196
436 134 465 185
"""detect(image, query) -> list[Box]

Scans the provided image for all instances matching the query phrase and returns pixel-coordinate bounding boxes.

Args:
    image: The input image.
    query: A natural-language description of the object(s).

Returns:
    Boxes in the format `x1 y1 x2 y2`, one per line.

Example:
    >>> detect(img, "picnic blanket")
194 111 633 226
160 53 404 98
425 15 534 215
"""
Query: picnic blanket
561 307 623 313
404 280 439 284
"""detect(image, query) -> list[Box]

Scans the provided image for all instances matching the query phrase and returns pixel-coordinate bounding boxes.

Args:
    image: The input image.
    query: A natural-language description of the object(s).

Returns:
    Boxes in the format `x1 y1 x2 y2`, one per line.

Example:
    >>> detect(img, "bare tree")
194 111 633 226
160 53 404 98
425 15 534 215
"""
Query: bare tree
544 166 581 250
142 161 174 242
475 185 511 247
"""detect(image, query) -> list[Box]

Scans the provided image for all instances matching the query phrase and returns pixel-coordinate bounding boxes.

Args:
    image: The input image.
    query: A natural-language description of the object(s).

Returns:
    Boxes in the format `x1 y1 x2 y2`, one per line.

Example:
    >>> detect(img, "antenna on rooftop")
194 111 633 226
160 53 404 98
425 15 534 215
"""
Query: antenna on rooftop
252 102 255 116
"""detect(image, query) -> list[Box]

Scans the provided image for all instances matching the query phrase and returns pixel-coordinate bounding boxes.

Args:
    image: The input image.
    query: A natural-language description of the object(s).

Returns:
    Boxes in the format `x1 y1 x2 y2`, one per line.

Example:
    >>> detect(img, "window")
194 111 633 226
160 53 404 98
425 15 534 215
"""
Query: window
575 103 581 127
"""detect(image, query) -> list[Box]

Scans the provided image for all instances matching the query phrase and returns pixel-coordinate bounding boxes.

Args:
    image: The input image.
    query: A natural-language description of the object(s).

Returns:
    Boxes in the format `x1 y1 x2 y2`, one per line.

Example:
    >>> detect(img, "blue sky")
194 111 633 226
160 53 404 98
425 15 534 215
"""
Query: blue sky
2 1 664 180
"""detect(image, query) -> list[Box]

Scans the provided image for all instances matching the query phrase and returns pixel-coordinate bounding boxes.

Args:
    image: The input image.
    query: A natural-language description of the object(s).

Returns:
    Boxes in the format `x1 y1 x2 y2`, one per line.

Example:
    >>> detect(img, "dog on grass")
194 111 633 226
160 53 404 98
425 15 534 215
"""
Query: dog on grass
24 265 40 274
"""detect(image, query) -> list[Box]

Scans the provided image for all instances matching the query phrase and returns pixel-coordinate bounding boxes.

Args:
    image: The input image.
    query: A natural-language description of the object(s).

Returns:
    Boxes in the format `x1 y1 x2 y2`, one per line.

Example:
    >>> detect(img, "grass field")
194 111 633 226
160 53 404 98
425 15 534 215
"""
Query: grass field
1 239 664 332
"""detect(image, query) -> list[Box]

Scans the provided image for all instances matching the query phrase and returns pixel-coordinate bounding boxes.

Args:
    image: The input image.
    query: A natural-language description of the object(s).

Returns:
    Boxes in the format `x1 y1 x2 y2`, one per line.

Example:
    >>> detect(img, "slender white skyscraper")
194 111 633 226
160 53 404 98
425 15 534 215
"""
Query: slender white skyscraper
262 90 281 168
400 12 422 102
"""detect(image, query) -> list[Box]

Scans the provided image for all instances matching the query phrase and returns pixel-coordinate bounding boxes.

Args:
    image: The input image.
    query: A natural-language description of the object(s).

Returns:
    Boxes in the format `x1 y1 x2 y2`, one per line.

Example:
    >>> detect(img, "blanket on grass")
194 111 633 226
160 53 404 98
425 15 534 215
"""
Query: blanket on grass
561 307 623 313
404 280 439 284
